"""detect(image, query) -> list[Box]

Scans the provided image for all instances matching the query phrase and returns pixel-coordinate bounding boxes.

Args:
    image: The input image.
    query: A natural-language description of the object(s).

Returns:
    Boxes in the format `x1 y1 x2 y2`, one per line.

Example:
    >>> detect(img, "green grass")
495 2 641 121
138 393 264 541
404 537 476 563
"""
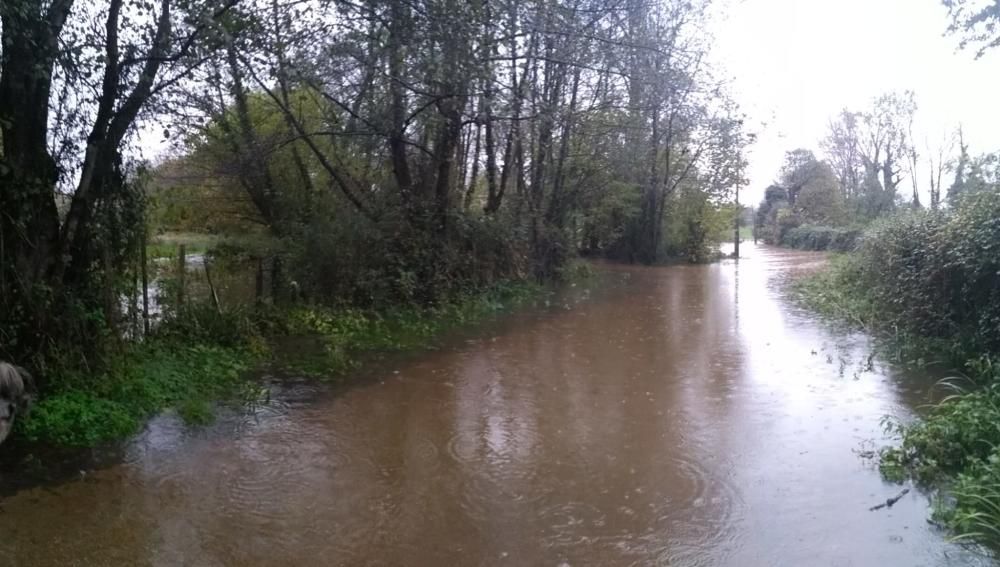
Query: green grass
878 377 1000 544
789 254 876 328
16 341 256 446
789 254 959 366
558 258 597 282
277 281 545 376
13 281 546 447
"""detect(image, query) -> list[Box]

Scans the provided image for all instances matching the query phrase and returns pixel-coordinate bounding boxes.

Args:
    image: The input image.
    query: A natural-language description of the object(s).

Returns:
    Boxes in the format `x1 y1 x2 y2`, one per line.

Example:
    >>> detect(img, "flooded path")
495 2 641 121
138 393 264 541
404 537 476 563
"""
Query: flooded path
0 244 989 566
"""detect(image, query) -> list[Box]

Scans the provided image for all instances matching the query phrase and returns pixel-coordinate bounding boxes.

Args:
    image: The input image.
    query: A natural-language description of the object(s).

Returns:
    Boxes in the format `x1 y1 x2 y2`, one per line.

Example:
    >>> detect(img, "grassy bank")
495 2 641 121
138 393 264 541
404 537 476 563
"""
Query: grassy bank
14 280 548 448
790 192 1000 549
17 341 258 446
271 280 545 376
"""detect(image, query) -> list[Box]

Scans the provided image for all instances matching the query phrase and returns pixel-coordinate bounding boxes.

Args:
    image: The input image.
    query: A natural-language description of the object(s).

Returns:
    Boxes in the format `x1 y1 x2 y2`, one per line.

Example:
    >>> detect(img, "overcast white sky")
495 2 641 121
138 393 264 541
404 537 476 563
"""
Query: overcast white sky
708 0 1000 204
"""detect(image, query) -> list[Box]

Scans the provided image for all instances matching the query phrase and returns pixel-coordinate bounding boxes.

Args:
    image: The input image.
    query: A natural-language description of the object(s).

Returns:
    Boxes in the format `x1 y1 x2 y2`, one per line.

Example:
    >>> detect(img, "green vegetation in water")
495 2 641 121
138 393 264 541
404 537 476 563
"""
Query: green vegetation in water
3 0 753 457
17 341 256 447
791 190 1000 550
878 370 1000 542
557 258 598 282
273 281 546 377
14 281 549 447
13 304 270 447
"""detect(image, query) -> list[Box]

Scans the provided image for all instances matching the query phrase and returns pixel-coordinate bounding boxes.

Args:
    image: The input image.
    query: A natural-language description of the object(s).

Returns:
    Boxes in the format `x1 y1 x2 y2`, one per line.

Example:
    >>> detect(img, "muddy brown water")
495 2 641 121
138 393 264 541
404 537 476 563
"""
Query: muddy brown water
0 244 991 566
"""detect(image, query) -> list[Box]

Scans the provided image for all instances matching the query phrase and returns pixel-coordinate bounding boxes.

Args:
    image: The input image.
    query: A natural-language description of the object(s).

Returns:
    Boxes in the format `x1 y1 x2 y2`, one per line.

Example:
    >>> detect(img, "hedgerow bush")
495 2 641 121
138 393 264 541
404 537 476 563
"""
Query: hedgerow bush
852 192 1000 353
284 210 529 307
781 225 861 251
796 189 1000 549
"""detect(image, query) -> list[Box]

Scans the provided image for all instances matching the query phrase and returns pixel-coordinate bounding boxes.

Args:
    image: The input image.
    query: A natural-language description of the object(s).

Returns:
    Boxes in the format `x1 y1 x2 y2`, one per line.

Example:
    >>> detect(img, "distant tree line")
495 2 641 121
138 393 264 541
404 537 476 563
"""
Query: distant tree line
756 90 1000 249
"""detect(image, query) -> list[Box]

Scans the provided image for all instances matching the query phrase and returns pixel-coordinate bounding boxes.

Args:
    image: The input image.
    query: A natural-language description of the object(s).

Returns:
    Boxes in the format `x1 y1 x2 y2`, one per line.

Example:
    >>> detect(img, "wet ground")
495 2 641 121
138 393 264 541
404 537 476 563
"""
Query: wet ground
0 244 990 566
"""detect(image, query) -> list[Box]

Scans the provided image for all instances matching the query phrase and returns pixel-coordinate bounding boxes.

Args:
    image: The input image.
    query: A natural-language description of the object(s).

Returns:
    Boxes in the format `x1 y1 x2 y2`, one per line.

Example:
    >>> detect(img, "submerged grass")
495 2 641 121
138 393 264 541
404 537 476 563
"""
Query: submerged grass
17 342 255 447
878 375 1000 545
14 280 547 448
276 281 545 376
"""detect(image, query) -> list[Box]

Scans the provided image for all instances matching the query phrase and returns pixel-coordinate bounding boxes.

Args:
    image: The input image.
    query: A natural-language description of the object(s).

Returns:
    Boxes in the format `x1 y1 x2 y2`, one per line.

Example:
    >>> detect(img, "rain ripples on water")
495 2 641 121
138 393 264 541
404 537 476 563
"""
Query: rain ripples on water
0 244 990 566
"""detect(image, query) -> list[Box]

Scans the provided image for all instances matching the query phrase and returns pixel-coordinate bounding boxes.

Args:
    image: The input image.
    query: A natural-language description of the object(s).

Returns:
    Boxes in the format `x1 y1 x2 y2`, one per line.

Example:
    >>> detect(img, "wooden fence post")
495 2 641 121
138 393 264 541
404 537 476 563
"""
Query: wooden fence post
141 231 149 334
204 257 222 313
177 244 186 308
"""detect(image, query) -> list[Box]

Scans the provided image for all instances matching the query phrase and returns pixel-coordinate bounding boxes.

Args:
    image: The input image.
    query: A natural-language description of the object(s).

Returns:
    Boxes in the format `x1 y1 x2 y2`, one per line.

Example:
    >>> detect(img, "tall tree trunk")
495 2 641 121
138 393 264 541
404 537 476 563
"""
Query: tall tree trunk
489 7 532 214
464 124 482 210
0 0 74 297
226 42 281 232
386 0 417 221
546 67 581 229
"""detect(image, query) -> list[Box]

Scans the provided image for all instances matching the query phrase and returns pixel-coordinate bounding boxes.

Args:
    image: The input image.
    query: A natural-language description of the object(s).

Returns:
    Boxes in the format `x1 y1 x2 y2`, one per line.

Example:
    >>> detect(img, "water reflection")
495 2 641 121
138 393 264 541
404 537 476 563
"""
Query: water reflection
0 244 989 566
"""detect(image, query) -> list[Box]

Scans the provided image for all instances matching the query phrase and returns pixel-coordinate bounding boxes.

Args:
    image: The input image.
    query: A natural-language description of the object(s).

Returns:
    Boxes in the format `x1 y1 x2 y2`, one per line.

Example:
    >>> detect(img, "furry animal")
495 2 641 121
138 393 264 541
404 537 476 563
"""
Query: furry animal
0 362 34 445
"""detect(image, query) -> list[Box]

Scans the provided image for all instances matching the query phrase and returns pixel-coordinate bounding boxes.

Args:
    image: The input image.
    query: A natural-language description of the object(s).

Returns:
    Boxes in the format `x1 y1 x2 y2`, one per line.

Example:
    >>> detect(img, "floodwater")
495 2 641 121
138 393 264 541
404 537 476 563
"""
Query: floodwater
0 244 991 566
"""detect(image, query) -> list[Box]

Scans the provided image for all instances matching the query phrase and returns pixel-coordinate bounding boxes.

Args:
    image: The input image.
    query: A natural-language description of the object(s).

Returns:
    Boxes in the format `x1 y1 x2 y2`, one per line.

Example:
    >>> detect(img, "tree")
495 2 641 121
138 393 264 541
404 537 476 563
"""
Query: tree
0 0 748 361
201 0 748 272
755 185 790 244
926 130 956 210
822 110 864 201
794 162 846 225
0 0 236 359
778 149 825 206
755 150 844 243
949 126 972 205
822 91 916 218
951 151 1000 205
944 0 1000 58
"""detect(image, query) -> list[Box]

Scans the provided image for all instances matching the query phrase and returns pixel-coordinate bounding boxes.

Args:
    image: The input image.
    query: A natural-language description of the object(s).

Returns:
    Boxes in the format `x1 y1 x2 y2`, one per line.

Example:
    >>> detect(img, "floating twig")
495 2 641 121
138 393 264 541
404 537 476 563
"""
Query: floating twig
870 488 910 511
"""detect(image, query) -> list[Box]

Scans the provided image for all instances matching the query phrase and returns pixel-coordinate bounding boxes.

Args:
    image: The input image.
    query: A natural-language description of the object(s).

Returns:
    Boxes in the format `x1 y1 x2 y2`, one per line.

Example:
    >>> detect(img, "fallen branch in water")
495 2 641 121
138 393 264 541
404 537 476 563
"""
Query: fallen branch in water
869 488 910 511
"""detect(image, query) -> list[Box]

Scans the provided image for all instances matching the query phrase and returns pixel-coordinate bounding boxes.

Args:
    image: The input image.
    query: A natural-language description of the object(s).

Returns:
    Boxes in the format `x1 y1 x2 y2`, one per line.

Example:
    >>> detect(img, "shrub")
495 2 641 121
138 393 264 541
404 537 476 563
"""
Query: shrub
795 189 1000 549
851 192 1000 353
285 210 528 307
781 225 861 252
790 254 875 326
880 381 1000 484
878 381 1000 548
